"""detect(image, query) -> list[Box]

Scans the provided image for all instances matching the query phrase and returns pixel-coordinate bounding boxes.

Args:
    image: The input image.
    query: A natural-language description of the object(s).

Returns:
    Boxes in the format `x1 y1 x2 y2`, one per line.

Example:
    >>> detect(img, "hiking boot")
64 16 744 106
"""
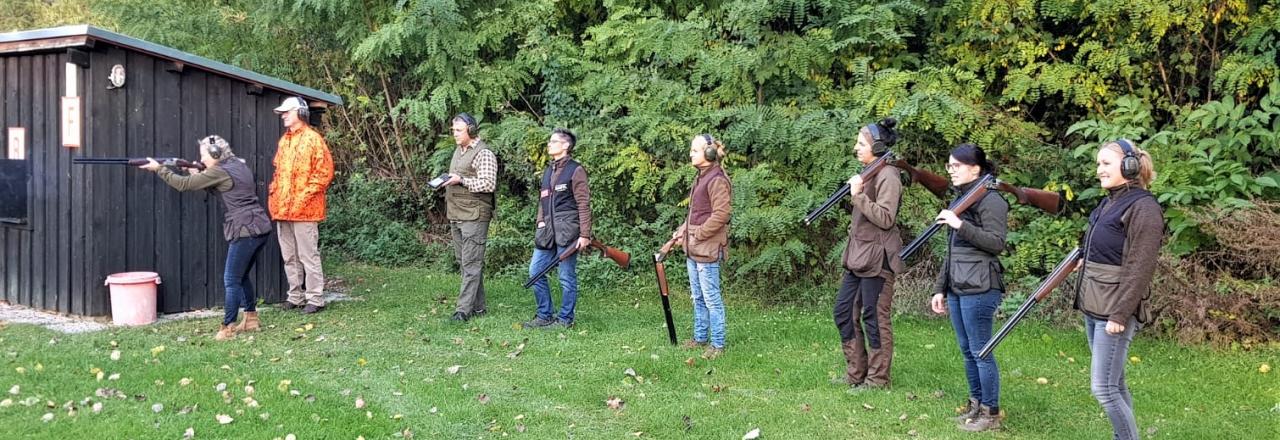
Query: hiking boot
451 311 469 322
471 309 487 318
952 398 980 422
682 339 708 350
523 316 555 329
701 346 724 360
958 405 1001 432
549 319 574 329
280 301 301 310
302 304 325 314
234 311 260 332
214 324 236 341
830 376 855 386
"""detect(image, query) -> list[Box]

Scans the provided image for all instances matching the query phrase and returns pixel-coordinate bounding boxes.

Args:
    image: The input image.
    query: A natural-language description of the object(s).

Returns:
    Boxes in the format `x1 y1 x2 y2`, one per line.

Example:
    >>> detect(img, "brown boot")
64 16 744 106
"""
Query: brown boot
681 339 708 350
235 311 260 332
952 398 980 422
214 324 237 341
958 405 1001 432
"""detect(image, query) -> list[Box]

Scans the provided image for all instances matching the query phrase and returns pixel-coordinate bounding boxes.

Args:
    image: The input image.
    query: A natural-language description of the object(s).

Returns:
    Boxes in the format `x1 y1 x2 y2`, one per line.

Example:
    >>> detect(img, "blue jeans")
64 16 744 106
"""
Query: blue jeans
529 245 579 323
1086 315 1139 440
687 258 726 349
947 289 1001 409
223 234 268 325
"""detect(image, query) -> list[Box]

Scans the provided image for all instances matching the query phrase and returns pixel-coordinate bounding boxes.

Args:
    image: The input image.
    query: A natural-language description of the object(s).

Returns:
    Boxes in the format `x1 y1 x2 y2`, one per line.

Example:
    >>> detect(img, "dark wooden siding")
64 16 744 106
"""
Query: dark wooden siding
0 41 297 316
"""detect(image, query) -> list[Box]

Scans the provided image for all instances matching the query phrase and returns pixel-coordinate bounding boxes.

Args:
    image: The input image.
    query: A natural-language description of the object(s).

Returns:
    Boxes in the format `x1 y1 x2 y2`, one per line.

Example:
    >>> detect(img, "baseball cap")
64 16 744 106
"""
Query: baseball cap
273 97 306 114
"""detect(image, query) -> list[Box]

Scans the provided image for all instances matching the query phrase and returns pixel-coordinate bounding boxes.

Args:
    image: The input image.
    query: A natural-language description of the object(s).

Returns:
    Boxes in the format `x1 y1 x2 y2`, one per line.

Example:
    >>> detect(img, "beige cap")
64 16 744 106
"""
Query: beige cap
273 97 306 114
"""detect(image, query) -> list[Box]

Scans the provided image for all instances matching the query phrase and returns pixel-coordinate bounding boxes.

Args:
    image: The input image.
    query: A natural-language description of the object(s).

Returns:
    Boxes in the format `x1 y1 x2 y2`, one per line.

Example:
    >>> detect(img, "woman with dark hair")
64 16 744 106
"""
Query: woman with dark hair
1076 139 1162 440
833 118 905 390
928 143 1008 432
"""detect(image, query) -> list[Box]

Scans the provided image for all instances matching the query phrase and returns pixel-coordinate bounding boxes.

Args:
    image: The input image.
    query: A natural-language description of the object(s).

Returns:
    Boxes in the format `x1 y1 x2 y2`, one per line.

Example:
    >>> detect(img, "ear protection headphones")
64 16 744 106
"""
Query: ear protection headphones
700 134 719 162
1114 139 1141 180
455 112 479 136
864 123 888 156
294 96 309 120
202 135 225 159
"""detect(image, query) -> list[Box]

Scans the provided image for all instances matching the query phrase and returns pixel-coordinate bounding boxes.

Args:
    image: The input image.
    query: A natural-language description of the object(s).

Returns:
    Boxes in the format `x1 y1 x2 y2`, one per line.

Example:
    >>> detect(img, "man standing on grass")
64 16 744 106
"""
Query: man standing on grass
523 128 592 330
441 112 498 322
270 96 334 315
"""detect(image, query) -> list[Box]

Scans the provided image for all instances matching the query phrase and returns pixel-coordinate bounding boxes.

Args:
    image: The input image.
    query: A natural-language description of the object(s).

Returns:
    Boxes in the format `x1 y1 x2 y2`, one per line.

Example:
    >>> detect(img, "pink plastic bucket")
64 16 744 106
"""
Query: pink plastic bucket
104 272 161 326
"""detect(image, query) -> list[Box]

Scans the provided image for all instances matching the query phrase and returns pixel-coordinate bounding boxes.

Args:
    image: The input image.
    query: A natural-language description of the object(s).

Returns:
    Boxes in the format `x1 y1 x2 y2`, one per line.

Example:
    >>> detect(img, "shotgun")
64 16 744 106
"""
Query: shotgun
803 152 896 225
523 239 630 288
654 237 680 345
891 159 1064 214
73 157 206 171
899 174 996 261
978 247 1083 358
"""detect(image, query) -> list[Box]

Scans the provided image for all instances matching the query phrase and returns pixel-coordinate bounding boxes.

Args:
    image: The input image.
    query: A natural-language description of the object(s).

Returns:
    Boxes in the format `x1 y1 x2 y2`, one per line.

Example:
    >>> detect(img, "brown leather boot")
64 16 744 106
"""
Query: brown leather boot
952 398 980 422
235 311 260 332
214 324 237 341
958 405 1001 432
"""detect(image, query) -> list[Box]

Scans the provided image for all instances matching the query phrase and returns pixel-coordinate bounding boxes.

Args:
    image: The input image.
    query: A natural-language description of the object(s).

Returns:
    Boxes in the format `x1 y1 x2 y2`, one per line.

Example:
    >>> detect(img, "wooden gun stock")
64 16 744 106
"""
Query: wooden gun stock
978 247 1083 358
995 181 1065 214
899 174 996 261
889 158 949 199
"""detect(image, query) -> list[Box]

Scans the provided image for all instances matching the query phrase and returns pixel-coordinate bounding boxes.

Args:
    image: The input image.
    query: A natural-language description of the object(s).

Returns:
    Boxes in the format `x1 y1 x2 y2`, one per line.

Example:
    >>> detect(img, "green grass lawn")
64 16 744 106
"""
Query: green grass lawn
2 262 1277 439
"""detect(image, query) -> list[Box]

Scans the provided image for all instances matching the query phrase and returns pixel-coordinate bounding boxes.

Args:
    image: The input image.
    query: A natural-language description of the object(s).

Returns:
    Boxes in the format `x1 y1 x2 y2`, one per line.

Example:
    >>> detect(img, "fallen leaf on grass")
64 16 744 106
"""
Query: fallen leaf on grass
110 350 121 361
742 428 761 439
215 414 233 424
684 357 696 367
152 403 163 413
862 403 875 410
179 378 192 386
182 428 194 439
605 396 624 410
477 394 490 404
276 380 291 392
41 413 54 422
446 365 462 375
150 346 165 357
355 396 365 409
1261 363 1272 374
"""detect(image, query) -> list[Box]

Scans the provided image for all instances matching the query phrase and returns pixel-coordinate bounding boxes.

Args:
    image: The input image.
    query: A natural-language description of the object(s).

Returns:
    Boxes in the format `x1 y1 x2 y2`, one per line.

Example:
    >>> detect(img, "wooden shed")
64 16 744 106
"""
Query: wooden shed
0 25 343 316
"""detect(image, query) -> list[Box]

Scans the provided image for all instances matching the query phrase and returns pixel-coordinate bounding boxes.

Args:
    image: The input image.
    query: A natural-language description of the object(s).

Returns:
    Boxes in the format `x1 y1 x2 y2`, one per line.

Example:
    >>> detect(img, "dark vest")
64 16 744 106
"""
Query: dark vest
217 158 272 241
689 165 728 226
943 182 1007 295
1085 186 1155 266
537 158 582 248
445 141 495 222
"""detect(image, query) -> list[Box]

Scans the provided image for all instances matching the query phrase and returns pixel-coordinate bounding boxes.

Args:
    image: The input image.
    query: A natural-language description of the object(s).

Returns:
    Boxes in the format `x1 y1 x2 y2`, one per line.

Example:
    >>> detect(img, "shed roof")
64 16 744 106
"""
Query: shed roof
0 25 342 106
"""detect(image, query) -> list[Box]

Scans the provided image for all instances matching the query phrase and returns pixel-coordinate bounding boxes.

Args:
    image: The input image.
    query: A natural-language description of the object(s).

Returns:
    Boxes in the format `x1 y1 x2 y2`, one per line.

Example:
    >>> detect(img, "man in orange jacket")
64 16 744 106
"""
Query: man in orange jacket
270 96 334 314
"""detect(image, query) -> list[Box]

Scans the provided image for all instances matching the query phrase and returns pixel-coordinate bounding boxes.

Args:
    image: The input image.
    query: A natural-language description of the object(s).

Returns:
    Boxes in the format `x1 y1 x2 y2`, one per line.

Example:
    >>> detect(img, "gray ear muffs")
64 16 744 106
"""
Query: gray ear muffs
456 112 479 136
1115 139 1141 181
700 134 718 162
864 123 887 156
294 96 309 120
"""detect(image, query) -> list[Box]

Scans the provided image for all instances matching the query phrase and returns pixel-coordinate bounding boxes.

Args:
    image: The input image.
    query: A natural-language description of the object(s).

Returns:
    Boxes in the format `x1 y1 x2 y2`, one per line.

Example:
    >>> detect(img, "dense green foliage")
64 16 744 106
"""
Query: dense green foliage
6 1 1279 338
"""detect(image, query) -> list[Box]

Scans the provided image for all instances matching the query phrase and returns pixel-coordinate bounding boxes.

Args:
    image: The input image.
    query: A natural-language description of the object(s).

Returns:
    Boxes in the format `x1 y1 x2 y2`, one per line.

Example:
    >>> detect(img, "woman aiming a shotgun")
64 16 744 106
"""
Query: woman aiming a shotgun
1075 140 1162 440
138 135 272 341
927 144 1008 432
832 118 905 391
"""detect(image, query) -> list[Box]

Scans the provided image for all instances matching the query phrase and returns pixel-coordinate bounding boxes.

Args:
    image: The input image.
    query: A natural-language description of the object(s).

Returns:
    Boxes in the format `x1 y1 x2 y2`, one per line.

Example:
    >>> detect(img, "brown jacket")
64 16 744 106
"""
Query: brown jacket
679 164 732 263
842 165 905 278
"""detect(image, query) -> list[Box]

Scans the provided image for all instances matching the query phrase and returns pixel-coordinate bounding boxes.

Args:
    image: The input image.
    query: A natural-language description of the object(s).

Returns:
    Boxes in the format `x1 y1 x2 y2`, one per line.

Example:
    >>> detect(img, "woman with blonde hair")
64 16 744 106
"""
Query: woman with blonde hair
1075 139 1162 440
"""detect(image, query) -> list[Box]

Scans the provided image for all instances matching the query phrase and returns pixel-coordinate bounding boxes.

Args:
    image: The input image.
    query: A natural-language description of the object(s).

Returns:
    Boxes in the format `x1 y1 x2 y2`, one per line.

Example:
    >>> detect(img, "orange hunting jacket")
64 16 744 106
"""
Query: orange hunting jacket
269 125 334 221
